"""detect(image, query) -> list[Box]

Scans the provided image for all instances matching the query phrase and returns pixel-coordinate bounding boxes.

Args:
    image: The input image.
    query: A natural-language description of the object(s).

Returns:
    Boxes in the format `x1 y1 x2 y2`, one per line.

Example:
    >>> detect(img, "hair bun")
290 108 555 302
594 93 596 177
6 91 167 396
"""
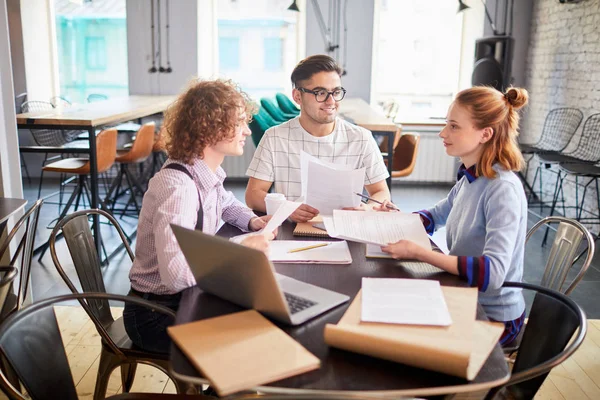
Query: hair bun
504 87 528 110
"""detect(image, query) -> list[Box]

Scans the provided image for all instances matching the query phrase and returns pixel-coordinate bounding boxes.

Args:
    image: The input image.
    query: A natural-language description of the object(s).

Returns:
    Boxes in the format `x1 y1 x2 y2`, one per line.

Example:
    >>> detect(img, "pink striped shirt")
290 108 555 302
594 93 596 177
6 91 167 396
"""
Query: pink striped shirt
129 158 256 294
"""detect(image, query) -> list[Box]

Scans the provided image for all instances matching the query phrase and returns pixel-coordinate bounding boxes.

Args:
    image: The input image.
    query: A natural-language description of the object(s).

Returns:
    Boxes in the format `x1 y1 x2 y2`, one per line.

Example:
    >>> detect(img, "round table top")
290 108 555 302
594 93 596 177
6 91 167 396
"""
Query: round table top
170 222 509 397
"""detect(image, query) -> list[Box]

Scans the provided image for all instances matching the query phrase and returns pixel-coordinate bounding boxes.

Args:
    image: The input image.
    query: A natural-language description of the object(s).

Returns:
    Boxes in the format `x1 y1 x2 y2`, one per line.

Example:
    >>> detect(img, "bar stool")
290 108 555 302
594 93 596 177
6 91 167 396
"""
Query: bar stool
104 123 155 215
36 129 118 260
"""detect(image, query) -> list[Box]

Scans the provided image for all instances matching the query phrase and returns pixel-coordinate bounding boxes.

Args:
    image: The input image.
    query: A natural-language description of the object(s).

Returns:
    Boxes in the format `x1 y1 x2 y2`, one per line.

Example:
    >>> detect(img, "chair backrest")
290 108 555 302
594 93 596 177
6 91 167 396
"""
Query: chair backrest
563 113 600 162
275 92 300 115
21 101 78 146
116 122 156 163
87 93 108 103
0 200 43 312
260 98 288 123
0 292 176 400
49 96 71 108
49 209 134 354
0 267 18 322
14 93 27 114
250 107 280 147
533 108 583 152
526 216 595 295
485 281 586 399
391 133 420 178
96 129 118 173
20 100 53 113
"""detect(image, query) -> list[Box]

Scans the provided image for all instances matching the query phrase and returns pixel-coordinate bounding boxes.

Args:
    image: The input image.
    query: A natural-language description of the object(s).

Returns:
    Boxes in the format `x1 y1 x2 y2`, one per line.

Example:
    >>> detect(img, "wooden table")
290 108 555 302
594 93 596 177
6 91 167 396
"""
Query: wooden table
169 223 510 398
17 95 176 254
0 198 27 238
339 98 401 188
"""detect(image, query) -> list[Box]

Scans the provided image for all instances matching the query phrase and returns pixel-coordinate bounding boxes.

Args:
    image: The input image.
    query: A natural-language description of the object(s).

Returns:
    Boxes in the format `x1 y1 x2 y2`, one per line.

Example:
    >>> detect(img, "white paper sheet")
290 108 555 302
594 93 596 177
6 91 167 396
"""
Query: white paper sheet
300 151 364 215
361 278 452 326
323 211 432 250
230 200 301 244
268 240 352 264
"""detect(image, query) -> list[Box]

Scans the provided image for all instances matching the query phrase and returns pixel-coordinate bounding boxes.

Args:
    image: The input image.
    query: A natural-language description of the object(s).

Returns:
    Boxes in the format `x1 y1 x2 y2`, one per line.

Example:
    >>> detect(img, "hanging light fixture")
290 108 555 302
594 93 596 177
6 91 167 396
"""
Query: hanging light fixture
457 0 470 12
287 0 300 12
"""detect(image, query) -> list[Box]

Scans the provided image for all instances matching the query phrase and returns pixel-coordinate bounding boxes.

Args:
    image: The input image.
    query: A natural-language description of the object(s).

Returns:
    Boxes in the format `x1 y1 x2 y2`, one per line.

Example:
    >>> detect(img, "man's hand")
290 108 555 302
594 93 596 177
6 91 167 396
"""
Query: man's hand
241 233 273 255
289 204 319 223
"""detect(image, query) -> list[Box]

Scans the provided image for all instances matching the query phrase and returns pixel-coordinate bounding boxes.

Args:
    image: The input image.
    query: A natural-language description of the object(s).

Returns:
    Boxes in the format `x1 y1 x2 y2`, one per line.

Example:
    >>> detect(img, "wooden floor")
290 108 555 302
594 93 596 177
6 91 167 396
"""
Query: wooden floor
1 307 600 399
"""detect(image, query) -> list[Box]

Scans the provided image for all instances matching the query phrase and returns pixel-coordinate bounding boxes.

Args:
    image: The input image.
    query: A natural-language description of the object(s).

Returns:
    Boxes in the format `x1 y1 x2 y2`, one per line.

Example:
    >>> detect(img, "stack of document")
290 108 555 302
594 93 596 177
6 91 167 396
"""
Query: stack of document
323 210 431 251
324 283 504 380
301 151 365 215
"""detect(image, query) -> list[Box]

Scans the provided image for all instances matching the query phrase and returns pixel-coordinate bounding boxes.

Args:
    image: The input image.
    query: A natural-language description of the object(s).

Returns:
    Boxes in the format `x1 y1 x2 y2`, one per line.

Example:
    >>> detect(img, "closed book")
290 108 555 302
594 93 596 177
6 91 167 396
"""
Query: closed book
293 222 331 237
324 287 503 380
168 309 320 396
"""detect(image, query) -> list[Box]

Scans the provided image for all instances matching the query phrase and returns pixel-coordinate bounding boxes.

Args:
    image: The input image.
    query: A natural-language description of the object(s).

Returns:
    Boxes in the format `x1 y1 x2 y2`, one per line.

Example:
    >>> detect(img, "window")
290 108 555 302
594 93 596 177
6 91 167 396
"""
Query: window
219 37 241 70
264 37 283 71
85 37 107 70
215 0 303 100
372 0 464 120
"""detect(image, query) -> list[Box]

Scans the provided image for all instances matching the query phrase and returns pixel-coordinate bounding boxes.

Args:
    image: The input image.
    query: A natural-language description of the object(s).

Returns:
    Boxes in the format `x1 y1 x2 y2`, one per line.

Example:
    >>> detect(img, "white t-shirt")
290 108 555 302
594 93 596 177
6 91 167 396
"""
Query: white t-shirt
246 116 389 200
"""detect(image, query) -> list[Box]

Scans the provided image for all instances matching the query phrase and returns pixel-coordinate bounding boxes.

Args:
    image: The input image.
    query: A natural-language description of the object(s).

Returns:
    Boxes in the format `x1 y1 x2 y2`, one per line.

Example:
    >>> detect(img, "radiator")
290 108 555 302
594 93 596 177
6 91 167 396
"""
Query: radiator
221 133 457 184
395 132 456 184
221 139 256 178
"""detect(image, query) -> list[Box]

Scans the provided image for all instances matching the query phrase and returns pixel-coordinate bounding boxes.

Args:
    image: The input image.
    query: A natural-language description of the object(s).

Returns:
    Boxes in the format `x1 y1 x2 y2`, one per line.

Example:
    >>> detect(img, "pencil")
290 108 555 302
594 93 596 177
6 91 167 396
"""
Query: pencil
354 193 400 210
287 243 330 253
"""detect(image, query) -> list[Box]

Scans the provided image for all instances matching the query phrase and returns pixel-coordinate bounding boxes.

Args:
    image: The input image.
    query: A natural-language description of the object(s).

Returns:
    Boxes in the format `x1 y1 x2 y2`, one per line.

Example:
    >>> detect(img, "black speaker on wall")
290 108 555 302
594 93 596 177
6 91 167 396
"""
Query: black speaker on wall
472 35 514 91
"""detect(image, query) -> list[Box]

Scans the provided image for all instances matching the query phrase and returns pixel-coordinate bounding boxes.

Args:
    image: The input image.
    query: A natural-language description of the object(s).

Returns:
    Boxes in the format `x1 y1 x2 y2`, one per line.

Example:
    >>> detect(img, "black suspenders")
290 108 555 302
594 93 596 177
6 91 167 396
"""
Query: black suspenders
162 163 204 231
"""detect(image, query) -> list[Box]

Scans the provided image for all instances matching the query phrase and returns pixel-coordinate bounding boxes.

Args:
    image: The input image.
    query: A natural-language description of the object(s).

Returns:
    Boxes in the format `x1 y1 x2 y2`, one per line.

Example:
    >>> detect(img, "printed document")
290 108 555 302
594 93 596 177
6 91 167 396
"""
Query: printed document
361 278 452 326
230 199 301 244
323 210 431 250
300 152 364 215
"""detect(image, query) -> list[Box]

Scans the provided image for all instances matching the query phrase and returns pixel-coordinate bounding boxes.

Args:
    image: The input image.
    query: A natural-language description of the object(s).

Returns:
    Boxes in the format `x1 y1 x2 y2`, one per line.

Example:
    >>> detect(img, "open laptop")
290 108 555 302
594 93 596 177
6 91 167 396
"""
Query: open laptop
171 224 350 325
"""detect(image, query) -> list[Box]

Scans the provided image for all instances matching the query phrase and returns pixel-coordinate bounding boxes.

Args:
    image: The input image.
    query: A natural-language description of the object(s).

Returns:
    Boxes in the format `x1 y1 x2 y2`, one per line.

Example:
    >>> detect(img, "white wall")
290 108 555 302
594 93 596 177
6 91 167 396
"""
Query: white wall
305 0 374 103
0 0 24 199
126 0 199 95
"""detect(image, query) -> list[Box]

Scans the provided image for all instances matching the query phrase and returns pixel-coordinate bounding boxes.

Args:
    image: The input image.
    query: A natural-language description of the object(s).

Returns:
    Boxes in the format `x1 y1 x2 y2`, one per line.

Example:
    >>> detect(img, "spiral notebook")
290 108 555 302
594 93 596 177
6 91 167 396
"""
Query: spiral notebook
293 222 330 238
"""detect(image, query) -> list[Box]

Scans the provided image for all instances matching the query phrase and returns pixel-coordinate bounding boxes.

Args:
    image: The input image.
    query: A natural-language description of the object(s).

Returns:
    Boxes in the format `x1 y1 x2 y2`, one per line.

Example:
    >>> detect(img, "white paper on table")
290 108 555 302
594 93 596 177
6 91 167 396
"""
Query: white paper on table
268 240 352 264
323 211 432 250
361 278 452 326
229 200 301 244
300 152 364 215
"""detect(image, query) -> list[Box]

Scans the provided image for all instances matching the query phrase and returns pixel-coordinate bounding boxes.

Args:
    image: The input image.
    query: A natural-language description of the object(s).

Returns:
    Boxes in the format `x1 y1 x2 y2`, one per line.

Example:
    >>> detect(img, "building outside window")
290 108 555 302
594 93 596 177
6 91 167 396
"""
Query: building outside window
216 0 302 100
372 0 463 121
54 0 128 103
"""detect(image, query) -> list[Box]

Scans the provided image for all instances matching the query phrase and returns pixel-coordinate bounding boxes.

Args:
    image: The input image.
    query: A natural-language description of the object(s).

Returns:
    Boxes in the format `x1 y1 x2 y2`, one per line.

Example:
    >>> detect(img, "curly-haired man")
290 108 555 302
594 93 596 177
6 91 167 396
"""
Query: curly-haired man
124 79 272 353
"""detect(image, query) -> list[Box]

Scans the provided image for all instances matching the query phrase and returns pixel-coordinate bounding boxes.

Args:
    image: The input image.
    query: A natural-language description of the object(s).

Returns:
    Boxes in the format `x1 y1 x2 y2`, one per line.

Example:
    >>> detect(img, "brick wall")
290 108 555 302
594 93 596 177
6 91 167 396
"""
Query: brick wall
522 0 600 233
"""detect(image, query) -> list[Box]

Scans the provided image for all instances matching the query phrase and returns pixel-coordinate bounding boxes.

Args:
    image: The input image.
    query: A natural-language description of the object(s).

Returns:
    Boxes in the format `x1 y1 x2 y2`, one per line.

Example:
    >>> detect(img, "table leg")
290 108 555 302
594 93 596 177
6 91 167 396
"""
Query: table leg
87 127 101 256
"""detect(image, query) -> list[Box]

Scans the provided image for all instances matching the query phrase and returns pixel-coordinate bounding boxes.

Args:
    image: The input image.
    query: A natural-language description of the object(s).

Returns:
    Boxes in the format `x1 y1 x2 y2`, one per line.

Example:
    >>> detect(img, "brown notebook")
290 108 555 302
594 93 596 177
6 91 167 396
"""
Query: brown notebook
293 216 330 238
324 287 503 380
168 310 321 396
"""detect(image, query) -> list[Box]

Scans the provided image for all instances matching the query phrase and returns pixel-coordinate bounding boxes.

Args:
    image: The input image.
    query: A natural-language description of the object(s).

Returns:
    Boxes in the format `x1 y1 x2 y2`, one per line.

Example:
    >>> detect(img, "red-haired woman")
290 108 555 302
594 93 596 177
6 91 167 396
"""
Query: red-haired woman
124 79 273 353
381 86 529 346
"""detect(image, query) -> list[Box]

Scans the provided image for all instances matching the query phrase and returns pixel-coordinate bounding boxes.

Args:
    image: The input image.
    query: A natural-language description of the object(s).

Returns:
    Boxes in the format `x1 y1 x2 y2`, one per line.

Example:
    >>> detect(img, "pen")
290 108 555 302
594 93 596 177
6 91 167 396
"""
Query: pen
288 243 330 253
355 193 400 210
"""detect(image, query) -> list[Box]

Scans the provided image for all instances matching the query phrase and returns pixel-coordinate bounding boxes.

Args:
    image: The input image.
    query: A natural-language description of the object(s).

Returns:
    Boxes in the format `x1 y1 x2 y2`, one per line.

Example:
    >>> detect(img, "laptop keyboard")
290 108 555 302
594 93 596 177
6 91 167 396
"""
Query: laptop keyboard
284 292 317 314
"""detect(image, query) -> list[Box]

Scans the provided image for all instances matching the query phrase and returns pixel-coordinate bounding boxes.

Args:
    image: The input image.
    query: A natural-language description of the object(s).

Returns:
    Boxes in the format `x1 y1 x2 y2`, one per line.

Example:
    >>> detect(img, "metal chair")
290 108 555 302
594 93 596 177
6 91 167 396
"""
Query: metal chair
50 95 72 108
484 282 587 400
0 293 213 400
0 199 43 317
48 209 192 399
557 161 600 231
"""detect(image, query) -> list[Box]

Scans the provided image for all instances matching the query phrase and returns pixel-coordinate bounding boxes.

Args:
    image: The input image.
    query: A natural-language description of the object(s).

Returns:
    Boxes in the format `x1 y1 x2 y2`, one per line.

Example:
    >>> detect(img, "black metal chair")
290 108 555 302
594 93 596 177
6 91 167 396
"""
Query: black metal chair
0 199 43 318
0 266 18 395
523 108 583 204
48 209 194 399
537 113 600 224
0 292 214 400
558 162 600 232
485 282 587 399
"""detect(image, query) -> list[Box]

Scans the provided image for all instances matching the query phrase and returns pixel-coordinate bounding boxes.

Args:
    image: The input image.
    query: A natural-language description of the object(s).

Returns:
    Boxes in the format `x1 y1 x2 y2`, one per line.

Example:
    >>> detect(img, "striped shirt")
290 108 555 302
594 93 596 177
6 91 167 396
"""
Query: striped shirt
246 116 389 200
129 158 256 294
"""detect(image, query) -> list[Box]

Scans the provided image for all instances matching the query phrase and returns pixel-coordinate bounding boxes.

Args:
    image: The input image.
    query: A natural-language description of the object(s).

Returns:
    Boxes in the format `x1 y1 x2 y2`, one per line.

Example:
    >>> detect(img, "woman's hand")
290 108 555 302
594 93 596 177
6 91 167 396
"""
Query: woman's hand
380 240 420 260
241 232 274 255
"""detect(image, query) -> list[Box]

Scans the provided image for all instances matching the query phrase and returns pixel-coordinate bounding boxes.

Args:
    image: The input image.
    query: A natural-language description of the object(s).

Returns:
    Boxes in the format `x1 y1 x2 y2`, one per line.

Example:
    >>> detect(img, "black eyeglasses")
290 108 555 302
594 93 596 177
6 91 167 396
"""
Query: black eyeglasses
297 87 346 103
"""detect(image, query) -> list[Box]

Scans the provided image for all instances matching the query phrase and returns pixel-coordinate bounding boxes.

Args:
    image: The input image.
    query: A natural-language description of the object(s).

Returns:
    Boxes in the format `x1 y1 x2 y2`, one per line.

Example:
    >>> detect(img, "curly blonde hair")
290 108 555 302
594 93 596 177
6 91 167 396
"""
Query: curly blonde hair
455 86 528 179
163 79 257 164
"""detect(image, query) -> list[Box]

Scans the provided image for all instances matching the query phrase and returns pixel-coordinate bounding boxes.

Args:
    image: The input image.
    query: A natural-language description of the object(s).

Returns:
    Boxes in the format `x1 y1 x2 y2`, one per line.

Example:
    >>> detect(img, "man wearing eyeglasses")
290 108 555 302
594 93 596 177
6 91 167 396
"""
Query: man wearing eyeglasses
246 54 391 222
